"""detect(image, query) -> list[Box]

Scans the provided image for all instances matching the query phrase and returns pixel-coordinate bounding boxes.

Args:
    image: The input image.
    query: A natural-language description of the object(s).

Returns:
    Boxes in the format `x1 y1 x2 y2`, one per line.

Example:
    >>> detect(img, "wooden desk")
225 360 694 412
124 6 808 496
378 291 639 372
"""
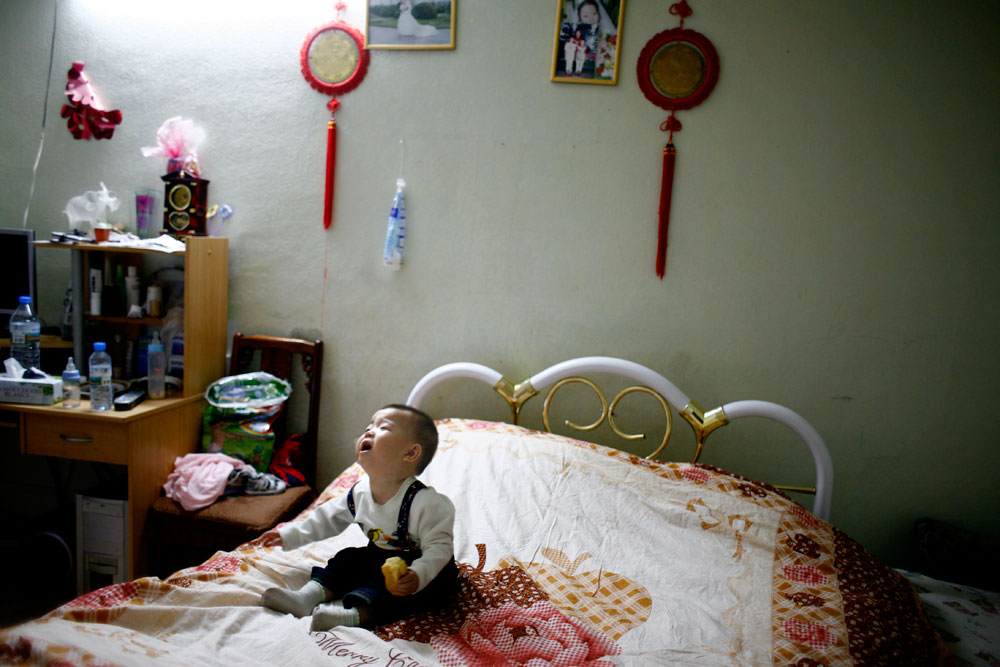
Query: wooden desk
16 237 228 579
5 395 204 579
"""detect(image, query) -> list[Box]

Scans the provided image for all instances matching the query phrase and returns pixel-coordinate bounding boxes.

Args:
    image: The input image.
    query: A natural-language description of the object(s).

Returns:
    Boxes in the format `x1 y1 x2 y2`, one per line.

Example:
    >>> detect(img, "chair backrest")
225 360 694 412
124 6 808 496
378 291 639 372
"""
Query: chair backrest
229 333 324 487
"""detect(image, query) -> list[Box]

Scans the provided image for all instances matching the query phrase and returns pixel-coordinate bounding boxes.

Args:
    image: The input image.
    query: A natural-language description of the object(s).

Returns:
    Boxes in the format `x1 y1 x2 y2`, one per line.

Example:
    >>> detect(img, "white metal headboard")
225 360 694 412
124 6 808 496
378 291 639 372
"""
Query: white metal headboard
407 356 833 521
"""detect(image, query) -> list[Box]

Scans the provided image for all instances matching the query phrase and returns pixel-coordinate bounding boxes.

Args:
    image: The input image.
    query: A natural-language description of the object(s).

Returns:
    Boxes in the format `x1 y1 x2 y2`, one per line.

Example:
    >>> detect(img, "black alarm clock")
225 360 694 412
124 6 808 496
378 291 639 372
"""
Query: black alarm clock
161 170 209 237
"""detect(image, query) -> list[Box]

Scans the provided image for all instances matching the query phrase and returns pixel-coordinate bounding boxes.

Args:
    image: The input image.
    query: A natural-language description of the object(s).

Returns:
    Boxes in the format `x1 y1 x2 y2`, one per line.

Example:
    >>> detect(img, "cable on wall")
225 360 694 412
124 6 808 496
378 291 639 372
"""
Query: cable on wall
22 0 59 229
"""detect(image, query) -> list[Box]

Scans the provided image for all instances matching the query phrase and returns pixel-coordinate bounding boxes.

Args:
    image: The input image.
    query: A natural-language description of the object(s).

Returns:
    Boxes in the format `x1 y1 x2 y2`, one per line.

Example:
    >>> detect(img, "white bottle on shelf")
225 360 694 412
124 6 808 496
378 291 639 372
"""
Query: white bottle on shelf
89 342 113 411
62 357 81 408
125 265 141 314
147 332 166 399
9 296 41 370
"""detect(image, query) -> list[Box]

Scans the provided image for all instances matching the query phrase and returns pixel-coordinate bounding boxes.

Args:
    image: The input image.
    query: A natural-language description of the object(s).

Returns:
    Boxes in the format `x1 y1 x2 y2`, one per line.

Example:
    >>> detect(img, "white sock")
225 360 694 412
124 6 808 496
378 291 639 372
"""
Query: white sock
310 602 362 631
261 580 327 617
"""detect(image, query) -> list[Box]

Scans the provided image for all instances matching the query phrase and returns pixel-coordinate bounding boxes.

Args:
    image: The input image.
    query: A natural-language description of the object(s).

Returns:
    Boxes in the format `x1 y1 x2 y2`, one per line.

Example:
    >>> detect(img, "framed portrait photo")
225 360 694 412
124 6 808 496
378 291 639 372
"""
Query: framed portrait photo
551 0 625 84
366 0 456 50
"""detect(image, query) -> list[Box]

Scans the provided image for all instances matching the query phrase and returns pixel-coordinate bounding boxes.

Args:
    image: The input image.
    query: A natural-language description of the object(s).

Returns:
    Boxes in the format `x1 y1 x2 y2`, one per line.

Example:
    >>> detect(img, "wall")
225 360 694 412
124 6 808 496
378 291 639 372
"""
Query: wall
2 0 998 567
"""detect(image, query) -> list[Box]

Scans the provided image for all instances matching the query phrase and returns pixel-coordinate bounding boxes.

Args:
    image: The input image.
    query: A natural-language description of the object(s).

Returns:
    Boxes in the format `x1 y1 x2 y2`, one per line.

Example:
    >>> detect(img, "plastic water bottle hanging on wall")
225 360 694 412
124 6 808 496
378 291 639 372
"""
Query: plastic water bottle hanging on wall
382 178 406 270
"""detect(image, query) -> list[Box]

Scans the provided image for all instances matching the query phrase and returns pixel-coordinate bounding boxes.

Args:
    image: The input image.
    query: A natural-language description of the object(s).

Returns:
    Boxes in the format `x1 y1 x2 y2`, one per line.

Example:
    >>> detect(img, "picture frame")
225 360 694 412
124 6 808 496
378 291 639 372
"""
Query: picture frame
551 0 625 85
365 0 456 50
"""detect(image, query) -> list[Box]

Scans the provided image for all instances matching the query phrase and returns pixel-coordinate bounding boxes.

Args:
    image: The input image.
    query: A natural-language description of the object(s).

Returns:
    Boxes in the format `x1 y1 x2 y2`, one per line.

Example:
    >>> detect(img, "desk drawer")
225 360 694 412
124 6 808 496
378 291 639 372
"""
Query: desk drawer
24 414 128 464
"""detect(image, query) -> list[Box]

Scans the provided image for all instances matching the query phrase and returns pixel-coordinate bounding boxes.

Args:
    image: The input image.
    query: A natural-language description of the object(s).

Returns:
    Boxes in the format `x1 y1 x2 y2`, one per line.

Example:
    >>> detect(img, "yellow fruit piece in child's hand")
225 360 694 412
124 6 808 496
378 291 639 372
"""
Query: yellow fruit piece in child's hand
381 556 408 594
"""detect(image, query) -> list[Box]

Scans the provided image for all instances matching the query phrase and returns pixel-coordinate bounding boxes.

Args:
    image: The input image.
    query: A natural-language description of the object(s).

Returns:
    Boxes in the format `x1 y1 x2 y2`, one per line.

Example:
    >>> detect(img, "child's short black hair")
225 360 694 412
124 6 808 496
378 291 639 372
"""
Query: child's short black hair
383 404 439 473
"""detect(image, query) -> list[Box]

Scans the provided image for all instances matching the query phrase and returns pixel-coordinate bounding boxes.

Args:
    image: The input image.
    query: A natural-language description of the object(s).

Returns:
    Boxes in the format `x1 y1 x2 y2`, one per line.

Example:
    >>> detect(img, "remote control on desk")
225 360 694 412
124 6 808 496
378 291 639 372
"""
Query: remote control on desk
113 389 147 411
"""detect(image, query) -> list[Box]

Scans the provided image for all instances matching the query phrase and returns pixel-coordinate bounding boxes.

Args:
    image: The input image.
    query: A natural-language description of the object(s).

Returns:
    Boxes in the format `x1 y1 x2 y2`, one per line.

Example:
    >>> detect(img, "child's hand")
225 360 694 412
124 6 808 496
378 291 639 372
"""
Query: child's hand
392 570 420 596
255 530 283 548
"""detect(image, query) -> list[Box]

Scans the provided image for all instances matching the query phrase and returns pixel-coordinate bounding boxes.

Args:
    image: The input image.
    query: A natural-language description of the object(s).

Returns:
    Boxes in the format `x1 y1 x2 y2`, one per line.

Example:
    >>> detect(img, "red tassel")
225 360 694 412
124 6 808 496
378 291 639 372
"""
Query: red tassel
656 143 676 279
323 118 337 229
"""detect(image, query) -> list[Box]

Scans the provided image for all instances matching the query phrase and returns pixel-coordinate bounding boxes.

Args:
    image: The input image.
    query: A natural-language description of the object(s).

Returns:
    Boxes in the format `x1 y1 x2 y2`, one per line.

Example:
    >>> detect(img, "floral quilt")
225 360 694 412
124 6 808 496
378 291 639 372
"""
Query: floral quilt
899 569 999 666
1 419 946 665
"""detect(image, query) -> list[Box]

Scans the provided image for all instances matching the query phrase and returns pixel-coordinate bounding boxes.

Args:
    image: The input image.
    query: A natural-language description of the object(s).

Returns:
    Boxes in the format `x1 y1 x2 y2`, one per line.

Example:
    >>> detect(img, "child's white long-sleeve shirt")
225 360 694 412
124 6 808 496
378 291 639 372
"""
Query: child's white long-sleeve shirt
278 475 455 592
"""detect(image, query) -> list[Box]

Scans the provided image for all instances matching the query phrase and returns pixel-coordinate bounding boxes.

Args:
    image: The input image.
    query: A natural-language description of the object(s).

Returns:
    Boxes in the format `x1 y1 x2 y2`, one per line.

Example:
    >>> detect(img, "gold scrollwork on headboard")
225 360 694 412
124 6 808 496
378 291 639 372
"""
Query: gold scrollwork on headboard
492 374 723 462
679 400 729 463
608 387 673 459
539 377 674 460
490 372 816 497
492 377 538 425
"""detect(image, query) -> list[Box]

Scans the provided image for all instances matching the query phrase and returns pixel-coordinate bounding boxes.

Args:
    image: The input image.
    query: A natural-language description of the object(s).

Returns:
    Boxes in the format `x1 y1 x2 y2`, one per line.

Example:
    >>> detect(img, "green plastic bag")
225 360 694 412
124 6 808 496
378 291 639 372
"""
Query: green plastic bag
201 372 292 472
204 371 291 417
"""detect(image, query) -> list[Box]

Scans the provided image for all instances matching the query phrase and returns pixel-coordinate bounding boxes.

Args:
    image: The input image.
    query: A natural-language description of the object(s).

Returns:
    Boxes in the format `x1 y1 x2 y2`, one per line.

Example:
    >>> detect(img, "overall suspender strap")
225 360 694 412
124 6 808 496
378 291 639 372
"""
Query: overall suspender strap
347 483 357 517
394 480 426 549
348 480 426 549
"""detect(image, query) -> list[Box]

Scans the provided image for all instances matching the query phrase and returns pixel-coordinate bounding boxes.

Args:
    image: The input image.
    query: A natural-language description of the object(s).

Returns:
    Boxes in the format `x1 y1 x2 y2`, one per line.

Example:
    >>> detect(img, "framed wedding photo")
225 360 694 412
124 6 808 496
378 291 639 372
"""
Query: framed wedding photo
366 0 456 50
551 0 625 84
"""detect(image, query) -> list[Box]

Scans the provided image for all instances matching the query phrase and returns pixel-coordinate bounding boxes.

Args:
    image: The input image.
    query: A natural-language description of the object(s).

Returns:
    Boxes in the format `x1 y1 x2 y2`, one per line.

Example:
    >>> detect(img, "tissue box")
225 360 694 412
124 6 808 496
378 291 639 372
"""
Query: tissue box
0 373 64 405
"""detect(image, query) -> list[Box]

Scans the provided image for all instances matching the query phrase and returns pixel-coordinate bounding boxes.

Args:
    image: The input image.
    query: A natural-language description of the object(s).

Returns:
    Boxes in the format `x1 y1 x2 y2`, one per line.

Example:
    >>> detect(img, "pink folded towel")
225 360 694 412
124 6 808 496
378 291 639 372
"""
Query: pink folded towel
163 453 253 511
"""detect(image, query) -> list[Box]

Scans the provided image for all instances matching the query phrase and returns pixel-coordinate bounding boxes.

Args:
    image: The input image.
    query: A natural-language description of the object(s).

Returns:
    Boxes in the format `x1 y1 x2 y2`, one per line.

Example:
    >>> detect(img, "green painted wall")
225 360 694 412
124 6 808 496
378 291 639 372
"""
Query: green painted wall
2 0 998 567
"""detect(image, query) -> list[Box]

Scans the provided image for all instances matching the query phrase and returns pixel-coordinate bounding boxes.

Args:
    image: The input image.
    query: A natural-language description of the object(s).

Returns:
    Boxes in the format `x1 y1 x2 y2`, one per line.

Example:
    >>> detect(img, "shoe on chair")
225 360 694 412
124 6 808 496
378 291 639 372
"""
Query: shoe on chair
246 472 287 495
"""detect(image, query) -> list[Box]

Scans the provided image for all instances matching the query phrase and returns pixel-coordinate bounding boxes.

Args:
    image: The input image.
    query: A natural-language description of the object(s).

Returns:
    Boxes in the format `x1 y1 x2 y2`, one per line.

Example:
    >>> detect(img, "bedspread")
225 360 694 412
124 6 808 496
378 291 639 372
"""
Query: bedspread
0 419 945 665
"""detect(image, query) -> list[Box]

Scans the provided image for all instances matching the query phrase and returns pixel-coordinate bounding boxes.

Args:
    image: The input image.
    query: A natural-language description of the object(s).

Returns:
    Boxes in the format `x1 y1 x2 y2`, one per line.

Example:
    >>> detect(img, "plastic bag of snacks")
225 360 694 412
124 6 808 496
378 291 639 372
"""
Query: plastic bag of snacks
202 372 292 472
205 371 291 415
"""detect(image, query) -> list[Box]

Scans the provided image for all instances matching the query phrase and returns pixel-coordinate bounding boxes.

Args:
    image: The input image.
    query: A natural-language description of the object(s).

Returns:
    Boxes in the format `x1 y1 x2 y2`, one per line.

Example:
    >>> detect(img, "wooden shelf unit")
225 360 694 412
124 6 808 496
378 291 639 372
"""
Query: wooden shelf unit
35 237 229 397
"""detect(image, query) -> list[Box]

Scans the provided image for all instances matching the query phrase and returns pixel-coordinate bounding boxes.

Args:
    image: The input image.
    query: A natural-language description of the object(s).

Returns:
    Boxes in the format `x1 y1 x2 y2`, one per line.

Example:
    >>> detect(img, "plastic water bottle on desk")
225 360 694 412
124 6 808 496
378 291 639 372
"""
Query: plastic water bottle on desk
147 332 166 399
89 342 113 411
9 296 41 370
62 357 81 408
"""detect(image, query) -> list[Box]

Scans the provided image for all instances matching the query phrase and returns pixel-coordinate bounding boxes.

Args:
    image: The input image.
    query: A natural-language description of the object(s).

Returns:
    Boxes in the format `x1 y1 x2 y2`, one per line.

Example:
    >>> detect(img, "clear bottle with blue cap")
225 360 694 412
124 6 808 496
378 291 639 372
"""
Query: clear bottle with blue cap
147 332 166 399
9 295 41 370
89 342 113 411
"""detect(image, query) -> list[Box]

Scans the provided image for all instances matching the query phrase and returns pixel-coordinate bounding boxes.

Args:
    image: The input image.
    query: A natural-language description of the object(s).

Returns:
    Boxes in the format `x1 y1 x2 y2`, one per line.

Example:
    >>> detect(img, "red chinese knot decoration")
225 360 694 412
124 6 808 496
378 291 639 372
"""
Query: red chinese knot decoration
299 2 370 230
636 1 719 278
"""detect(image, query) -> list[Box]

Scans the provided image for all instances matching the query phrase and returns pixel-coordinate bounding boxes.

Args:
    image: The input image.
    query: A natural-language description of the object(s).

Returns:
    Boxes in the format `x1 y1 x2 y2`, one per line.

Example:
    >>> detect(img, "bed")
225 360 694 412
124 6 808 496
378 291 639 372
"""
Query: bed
1 356 983 665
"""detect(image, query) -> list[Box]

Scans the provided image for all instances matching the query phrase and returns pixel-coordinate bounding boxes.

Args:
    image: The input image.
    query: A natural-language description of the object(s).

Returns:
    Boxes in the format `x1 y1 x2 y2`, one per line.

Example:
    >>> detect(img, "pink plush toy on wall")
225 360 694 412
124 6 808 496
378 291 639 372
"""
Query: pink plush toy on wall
61 61 122 140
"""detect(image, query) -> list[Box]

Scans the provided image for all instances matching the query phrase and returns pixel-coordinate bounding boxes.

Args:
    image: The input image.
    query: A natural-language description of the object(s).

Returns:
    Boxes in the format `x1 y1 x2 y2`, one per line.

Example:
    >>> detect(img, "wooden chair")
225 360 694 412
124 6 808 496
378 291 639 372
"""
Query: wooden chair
145 333 323 578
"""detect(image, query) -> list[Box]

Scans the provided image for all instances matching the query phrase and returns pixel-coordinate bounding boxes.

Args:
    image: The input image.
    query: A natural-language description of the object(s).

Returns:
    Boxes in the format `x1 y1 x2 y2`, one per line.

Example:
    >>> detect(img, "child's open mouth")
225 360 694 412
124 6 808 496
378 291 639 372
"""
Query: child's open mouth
360 442 373 453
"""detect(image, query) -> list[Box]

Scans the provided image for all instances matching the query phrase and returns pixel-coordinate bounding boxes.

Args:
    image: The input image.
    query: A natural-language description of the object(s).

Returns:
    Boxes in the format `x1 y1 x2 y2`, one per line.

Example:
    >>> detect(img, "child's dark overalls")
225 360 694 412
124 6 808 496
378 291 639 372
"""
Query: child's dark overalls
309 480 459 627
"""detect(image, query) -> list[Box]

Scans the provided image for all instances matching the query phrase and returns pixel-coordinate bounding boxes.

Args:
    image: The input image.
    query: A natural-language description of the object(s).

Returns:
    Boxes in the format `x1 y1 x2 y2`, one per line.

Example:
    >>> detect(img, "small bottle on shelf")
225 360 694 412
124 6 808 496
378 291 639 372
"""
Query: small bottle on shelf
89 342 113 411
116 265 126 315
125 266 141 315
62 357 81 408
111 333 126 379
147 332 166 399
102 257 118 316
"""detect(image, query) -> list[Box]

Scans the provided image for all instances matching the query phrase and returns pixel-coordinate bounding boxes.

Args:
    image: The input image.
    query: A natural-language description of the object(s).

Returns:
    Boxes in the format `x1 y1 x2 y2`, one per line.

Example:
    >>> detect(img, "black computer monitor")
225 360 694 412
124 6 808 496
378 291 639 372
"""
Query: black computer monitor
0 228 38 330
